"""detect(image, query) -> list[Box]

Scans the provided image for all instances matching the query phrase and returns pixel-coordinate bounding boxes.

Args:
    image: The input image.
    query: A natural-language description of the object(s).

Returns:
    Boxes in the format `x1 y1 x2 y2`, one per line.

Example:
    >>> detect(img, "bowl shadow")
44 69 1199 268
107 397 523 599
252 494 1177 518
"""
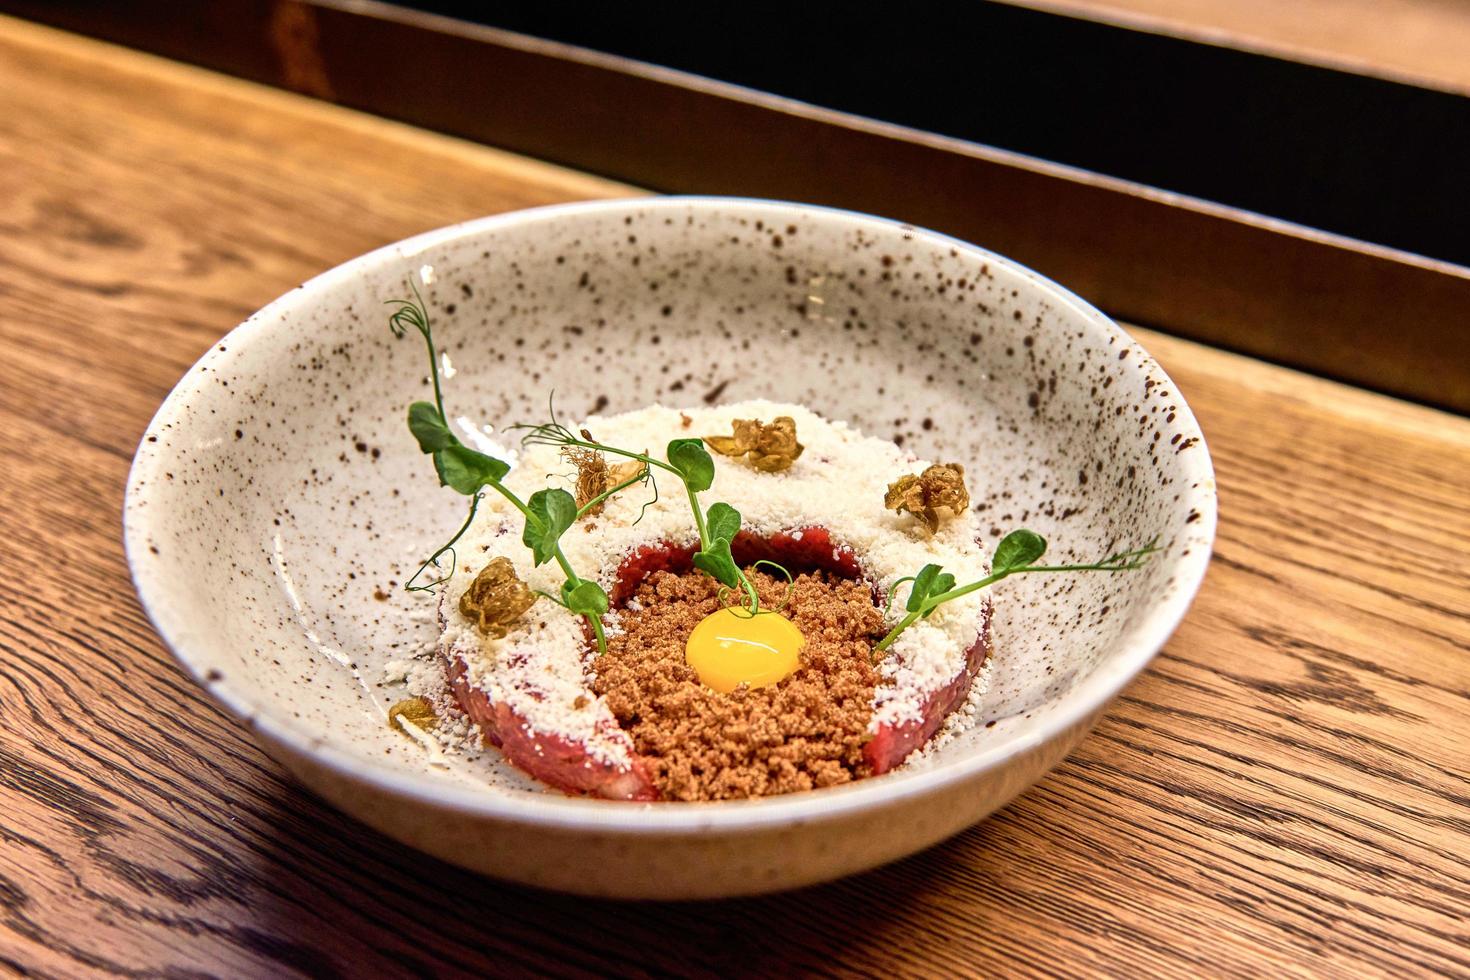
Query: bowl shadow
237 775 1025 977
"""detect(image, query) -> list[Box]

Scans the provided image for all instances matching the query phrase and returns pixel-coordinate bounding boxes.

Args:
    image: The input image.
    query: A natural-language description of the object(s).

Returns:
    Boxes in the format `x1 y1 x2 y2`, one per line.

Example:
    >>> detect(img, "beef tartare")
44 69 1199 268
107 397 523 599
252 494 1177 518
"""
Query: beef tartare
385 285 1153 802
432 402 993 801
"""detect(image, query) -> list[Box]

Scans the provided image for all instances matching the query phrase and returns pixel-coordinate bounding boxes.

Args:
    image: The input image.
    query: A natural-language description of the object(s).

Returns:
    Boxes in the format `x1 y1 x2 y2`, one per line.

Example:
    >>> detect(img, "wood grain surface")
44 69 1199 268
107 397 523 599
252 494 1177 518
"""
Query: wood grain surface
1 17 1467 978
1017 0 1470 96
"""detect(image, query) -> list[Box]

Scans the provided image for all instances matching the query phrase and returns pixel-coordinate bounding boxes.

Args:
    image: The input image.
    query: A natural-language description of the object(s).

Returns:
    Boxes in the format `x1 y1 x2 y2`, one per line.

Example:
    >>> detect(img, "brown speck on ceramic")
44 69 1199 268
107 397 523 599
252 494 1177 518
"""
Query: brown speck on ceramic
123 198 1216 899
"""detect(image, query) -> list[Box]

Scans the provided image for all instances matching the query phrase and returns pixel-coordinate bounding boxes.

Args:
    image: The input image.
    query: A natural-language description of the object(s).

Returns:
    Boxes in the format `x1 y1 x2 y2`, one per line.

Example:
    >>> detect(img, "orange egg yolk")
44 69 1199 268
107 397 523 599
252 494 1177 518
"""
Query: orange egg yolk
685 607 804 693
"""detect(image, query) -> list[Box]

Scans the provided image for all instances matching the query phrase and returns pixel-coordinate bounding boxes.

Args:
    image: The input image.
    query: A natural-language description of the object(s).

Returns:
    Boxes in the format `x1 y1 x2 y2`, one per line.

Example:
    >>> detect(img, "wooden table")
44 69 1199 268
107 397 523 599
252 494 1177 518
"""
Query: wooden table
2 17 1466 977
1023 0 1470 95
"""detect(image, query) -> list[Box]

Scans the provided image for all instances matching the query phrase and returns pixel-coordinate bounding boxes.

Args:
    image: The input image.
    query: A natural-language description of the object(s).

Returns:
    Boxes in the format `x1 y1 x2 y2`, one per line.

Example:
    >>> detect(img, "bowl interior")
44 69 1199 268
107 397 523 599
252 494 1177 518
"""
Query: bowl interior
126 199 1215 809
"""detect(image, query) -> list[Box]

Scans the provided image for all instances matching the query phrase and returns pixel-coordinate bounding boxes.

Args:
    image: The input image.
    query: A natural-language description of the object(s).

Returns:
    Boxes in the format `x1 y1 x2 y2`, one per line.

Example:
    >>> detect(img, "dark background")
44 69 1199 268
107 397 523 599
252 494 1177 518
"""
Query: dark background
409 1 1469 266
6 0 1464 409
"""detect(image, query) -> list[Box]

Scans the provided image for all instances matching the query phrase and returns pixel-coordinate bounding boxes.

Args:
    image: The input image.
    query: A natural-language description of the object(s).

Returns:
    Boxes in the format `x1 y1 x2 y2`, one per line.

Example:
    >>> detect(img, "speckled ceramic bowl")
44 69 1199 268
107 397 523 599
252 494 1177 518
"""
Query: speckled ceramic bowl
125 198 1215 899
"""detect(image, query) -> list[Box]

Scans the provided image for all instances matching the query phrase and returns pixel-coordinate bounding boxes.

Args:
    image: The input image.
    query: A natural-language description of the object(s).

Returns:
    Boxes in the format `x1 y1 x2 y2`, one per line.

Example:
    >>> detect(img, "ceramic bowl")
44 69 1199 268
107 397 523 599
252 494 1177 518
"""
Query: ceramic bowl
124 197 1216 899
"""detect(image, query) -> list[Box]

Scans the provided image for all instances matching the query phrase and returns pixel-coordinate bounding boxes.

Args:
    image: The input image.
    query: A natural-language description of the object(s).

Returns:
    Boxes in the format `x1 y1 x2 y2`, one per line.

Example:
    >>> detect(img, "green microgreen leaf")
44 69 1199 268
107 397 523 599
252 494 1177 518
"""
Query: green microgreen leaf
562 579 610 618
393 288 602 652
907 564 942 613
408 401 454 453
706 501 741 543
522 488 578 566
925 572 956 616
692 536 741 589
435 444 510 495
993 529 1047 573
873 528 1157 656
666 438 715 493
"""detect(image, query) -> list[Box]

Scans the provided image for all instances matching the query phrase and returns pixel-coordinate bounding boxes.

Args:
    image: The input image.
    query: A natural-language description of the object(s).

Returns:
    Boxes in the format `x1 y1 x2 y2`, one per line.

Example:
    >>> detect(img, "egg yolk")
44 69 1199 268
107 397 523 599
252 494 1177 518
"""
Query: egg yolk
685 607 804 693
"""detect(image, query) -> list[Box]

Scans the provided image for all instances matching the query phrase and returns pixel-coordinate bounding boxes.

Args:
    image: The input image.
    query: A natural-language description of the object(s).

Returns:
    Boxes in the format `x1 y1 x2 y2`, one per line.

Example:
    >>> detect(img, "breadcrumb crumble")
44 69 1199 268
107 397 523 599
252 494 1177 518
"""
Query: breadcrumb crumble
593 566 883 801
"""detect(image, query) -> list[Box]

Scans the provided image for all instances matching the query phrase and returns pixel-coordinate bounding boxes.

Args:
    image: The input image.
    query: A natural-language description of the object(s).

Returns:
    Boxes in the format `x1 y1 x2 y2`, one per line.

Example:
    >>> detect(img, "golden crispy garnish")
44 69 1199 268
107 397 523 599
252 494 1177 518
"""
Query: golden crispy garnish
387 696 439 738
885 463 971 533
703 421 751 458
563 446 610 514
458 557 538 637
705 416 804 472
609 458 647 485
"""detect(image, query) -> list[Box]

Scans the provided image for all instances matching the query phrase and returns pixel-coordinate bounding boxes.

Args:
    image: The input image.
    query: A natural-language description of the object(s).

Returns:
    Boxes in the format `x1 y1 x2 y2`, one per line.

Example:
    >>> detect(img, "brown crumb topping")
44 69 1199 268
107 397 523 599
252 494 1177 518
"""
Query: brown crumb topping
593 567 883 801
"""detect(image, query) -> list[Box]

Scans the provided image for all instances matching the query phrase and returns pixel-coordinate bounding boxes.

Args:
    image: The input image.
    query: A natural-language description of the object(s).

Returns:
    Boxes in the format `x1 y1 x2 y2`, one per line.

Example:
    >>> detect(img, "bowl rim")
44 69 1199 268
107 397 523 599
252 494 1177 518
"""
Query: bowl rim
124 195 1217 833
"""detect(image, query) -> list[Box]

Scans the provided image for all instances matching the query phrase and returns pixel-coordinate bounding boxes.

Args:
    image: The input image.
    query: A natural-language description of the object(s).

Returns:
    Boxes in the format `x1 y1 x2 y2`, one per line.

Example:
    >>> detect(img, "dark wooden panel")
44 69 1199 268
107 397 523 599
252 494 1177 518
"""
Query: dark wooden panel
1010 0 1470 96
7 0 1469 413
411 0 1470 268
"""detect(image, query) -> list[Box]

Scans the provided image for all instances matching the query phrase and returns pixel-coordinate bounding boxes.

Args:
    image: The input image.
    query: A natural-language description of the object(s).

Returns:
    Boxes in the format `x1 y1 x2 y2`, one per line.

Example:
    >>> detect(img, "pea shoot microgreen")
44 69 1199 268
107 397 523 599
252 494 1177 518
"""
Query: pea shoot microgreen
522 488 579 567
513 412 786 615
876 530 1159 654
388 283 611 651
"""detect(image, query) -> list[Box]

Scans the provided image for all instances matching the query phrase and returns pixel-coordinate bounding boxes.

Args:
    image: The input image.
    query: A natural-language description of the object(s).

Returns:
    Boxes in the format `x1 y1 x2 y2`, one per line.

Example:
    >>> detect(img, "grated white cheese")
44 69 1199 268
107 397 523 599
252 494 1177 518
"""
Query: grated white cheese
436 401 991 769
899 658 994 769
